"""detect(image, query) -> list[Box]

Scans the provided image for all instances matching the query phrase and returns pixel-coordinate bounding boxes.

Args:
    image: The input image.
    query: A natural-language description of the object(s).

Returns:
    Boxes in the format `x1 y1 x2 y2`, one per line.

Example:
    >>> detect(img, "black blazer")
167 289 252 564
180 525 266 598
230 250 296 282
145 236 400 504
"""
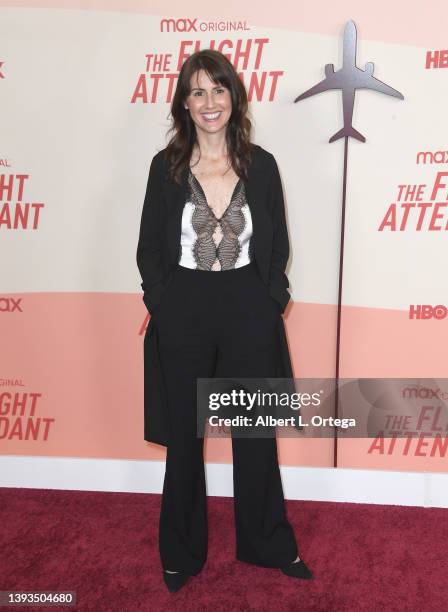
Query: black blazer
136 143 296 446
136 143 291 317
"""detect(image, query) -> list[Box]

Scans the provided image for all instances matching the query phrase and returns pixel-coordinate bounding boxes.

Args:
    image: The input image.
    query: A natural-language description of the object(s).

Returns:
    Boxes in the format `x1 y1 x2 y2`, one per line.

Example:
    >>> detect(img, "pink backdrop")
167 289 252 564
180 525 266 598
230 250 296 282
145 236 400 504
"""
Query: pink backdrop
1 0 447 472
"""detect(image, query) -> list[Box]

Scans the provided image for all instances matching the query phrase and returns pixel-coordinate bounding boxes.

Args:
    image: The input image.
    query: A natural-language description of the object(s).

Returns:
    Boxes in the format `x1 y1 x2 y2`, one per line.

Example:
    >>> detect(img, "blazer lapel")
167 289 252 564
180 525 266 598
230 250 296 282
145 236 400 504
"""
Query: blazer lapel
245 147 269 283
164 165 189 264
244 149 260 273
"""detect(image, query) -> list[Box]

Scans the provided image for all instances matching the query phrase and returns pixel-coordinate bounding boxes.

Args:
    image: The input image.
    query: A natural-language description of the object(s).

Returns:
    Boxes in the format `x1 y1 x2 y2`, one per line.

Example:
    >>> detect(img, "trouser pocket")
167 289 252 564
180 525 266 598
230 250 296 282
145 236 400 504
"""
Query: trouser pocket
152 267 181 320
250 270 281 314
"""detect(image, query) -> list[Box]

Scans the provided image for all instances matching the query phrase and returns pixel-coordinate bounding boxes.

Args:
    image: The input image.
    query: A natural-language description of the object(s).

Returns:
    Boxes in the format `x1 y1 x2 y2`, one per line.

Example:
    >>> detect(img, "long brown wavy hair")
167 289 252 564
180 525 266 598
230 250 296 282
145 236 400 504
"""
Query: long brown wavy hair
164 49 252 185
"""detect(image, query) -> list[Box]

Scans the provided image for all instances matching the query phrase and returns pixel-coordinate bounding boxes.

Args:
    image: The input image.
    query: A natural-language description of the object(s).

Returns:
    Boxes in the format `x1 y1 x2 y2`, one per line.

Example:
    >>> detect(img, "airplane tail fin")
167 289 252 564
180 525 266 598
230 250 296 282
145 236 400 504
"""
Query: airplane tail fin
329 126 366 143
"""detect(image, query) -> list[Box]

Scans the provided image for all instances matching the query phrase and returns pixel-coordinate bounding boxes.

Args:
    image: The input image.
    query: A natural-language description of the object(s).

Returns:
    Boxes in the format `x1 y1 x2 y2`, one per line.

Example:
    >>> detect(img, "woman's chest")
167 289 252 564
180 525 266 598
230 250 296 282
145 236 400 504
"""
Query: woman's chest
188 166 241 219
161 160 272 230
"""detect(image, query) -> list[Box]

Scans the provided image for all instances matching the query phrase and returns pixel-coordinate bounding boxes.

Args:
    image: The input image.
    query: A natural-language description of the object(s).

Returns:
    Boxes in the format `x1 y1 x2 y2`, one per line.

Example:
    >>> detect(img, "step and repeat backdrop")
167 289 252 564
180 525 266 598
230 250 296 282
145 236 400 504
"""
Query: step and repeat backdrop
1 1 447 472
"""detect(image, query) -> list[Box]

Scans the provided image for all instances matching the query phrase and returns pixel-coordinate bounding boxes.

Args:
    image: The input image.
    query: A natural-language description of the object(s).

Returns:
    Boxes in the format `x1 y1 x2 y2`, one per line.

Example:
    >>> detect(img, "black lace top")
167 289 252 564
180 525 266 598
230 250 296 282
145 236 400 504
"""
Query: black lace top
178 169 254 271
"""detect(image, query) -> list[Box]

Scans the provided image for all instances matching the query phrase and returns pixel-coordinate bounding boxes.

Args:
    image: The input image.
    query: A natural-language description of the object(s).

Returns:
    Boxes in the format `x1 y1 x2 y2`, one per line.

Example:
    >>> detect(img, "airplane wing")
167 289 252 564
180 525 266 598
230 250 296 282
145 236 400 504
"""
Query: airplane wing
294 73 343 102
357 73 404 99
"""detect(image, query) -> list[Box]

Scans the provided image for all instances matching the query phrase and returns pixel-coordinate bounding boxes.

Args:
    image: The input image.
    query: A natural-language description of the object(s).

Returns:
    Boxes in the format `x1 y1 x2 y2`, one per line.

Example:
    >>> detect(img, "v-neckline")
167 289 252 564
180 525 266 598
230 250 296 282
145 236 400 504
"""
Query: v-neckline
189 168 242 222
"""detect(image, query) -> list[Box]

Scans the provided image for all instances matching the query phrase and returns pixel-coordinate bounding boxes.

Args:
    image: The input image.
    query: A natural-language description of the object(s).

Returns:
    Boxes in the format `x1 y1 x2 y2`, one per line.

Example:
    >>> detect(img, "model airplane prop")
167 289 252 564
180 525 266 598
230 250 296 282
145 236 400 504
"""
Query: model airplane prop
295 20 404 143
293 21 404 466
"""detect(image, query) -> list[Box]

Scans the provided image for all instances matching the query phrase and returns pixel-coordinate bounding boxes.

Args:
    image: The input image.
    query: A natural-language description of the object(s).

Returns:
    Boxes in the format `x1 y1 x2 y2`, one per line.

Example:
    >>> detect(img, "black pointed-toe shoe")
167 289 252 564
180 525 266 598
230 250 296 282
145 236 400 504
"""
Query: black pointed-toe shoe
280 559 313 580
163 570 191 593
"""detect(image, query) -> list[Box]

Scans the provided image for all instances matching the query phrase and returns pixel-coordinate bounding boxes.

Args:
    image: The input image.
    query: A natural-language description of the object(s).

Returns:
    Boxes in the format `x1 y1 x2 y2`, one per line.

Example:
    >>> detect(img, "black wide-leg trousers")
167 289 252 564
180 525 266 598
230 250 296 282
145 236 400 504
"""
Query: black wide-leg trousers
153 262 298 575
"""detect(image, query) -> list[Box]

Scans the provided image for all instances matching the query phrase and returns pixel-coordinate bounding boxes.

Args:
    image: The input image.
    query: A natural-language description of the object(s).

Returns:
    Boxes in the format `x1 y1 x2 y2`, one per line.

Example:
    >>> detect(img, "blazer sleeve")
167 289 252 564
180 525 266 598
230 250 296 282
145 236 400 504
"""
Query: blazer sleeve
136 152 166 315
268 153 291 314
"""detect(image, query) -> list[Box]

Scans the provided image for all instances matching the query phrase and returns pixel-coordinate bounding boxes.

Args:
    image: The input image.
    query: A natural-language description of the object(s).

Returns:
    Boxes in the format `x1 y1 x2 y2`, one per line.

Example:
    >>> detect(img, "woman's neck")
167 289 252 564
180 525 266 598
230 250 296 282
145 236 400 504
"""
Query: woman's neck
192 133 228 162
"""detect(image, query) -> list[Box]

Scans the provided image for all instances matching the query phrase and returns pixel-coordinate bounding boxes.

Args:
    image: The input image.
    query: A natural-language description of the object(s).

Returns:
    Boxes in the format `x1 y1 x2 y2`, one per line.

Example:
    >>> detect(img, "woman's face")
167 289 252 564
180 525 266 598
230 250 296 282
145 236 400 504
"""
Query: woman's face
184 69 232 137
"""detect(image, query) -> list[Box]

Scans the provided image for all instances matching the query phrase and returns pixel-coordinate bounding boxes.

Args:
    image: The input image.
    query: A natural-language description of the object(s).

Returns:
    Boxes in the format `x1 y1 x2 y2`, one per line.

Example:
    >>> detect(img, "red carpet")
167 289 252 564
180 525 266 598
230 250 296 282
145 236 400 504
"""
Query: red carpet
1 487 446 611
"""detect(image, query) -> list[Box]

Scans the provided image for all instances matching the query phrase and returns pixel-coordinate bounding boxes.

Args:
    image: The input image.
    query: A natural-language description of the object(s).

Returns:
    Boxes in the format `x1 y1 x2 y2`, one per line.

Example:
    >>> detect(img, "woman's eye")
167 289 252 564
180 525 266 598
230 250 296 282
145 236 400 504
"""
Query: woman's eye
192 89 224 96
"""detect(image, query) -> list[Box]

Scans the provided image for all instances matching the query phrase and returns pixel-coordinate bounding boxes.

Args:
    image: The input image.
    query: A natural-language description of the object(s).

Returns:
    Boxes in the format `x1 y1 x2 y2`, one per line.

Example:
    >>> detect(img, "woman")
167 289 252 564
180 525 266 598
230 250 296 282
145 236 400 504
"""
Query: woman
137 49 313 593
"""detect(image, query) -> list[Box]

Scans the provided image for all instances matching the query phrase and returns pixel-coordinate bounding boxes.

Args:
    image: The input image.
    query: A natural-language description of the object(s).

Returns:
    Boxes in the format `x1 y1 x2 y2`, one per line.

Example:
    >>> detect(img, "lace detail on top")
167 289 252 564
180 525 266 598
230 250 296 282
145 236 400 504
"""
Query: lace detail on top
178 168 254 271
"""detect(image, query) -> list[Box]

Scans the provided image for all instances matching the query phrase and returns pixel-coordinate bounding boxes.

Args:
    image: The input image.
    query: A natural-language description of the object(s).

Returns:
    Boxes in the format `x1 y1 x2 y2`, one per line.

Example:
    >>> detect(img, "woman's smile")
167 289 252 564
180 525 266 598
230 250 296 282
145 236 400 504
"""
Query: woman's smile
202 111 222 122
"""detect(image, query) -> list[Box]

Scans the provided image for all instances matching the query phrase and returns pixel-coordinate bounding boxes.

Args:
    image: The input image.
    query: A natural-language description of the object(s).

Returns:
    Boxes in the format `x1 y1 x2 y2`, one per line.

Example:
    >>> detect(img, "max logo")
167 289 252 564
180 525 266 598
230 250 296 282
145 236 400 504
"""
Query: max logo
416 150 448 164
0 298 22 312
402 386 448 400
160 18 197 32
